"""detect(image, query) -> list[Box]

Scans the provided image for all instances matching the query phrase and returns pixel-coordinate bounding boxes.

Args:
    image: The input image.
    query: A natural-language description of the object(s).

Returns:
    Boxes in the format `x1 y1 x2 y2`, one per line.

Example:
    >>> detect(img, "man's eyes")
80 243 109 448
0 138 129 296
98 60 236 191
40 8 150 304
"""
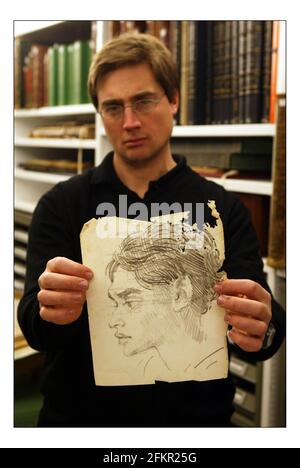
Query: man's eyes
123 298 142 310
104 104 122 113
104 99 154 111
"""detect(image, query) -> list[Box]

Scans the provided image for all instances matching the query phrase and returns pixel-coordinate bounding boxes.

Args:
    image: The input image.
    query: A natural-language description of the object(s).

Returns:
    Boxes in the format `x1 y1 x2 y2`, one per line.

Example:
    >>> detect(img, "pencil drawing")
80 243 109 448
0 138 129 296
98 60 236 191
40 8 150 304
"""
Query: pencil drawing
105 220 225 379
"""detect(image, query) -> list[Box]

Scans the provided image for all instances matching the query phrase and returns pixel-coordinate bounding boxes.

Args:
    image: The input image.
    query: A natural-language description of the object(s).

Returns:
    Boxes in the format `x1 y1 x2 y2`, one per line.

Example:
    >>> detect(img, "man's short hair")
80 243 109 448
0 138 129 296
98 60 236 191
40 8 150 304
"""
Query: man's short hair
88 33 179 111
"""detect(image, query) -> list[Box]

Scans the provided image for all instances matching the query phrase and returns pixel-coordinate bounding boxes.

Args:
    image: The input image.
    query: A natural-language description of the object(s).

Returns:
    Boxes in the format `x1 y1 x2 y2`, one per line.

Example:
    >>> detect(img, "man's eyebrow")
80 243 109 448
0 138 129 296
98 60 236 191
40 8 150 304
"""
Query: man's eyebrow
132 91 158 100
101 91 157 106
117 288 143 300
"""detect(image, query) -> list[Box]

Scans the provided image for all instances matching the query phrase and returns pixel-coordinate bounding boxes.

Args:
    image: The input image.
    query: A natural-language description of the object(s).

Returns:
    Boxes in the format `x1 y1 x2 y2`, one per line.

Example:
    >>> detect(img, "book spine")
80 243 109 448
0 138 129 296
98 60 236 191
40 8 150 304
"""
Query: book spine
179 21 189 125
223 21 232 123
195 21 207 125
187 21 197 125
231 21 239 123
244 21 264 123
269 21 280 123
48 44 59 106
238 21 246 123
260 21 273 122
66 43 75 104
204 22 213 124
31 44 48 108
58 44 68 106
23 53 33 109
267 94 286 268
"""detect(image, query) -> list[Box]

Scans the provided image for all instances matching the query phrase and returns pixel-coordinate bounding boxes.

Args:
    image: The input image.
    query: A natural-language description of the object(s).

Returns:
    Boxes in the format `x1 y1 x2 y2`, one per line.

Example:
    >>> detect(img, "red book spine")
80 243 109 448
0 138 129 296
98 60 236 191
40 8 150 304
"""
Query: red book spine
269 21 280 123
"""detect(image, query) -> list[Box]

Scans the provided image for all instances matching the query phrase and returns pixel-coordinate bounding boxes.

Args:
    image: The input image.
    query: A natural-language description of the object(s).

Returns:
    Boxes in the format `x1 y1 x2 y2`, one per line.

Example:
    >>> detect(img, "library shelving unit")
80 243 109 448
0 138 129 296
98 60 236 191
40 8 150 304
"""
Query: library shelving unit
14 20 286 427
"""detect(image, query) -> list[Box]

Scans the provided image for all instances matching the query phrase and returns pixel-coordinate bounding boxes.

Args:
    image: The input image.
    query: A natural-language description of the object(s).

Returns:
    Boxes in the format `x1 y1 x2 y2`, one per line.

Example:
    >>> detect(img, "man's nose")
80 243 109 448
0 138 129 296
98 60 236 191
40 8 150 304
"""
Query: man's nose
122 106 142 130
108 313 125 328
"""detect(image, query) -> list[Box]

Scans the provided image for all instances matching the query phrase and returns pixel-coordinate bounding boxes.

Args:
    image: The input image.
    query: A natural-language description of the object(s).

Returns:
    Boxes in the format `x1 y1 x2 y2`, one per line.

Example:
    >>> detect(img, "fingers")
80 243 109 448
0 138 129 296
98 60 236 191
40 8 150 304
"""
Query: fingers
38 257 93 325
214 279 272 353
45 256 93 280
38 289 87 306
39 272 90 291
40 305 83 325
224 313 268 338
217 294 270 322
214 279 271 307
228 327 263 353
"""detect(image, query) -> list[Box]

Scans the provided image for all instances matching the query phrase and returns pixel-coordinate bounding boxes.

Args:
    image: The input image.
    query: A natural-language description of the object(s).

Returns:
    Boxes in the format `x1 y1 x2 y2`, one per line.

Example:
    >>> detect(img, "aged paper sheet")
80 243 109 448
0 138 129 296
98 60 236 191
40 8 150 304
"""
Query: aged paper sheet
80 202 228 385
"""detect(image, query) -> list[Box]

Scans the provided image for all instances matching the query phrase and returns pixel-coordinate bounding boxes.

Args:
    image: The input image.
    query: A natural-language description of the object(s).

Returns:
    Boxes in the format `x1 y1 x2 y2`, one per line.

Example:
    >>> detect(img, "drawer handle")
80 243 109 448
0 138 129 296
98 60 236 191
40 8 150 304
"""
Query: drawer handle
230 360 248 376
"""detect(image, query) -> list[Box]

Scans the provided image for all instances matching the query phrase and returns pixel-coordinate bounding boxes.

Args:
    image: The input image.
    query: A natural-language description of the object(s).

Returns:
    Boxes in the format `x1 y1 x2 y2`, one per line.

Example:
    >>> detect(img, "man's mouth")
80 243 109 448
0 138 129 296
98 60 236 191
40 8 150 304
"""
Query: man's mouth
123 137 147 147
115 332 131 343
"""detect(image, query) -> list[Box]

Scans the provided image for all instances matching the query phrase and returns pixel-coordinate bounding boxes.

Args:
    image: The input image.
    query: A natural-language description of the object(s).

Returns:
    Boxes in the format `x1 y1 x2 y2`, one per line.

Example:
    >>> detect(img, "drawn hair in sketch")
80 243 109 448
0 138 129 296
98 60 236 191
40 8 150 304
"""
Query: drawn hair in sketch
106 221 224 343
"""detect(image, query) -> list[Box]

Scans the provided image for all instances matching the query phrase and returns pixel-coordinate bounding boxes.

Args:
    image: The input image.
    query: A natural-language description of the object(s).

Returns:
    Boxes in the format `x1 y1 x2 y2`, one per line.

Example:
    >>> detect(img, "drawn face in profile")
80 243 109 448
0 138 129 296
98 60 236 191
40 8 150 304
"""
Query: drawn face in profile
108 267 185 357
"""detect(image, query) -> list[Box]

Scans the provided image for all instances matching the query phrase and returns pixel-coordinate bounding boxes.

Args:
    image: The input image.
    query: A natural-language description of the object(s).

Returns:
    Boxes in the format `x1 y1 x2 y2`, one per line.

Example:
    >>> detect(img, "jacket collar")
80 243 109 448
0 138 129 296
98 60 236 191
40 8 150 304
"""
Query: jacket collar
91 151 187 187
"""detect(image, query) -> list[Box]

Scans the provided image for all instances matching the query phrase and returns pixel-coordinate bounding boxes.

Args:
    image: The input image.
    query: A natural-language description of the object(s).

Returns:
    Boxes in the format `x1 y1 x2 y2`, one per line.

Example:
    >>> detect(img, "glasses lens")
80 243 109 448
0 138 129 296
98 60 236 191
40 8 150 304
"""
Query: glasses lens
135 99 155 113
102 105 123 119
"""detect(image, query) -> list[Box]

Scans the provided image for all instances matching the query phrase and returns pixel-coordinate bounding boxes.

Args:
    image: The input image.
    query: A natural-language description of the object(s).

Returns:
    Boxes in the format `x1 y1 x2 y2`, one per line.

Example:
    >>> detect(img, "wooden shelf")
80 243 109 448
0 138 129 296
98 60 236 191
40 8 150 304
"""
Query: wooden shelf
15 168 71 184
99 123 276 138
172 124 276 138
14 103 95 118
14 346 38 360
15 200 36 213
15 137 96 149
206 178 273 196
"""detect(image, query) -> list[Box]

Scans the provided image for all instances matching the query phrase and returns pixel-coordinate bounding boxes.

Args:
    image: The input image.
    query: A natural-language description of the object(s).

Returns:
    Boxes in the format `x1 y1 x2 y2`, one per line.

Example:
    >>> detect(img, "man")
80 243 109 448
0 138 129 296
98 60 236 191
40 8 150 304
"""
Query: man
18 33 285 427
106 222 226 382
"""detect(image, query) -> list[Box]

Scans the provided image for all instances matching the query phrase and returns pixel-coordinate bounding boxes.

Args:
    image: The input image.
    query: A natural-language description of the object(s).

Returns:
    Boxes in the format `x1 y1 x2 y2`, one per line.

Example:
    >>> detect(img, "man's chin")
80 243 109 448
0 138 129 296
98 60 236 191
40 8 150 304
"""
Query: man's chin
123 345 154 357
121 152 154 167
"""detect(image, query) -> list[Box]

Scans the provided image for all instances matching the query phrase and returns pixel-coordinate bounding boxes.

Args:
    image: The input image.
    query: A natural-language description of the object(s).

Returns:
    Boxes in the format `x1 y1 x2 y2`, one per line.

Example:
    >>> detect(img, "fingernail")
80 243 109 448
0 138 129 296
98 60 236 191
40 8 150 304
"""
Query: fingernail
224 314 230 323
85 271 93 280
79 280 88 289
217 295 226 305
214 283 222 292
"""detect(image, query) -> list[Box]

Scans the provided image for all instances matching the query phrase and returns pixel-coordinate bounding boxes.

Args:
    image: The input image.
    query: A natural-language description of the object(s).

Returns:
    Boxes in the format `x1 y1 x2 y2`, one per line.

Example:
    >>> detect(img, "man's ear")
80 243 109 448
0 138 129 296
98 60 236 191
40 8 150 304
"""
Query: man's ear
170 90 179 116
172 276 192 312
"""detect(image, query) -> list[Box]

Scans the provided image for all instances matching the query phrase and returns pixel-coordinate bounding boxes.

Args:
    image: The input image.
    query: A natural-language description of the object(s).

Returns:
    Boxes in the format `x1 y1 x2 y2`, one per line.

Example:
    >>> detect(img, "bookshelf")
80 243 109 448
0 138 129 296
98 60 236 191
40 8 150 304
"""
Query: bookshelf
14 20 286 427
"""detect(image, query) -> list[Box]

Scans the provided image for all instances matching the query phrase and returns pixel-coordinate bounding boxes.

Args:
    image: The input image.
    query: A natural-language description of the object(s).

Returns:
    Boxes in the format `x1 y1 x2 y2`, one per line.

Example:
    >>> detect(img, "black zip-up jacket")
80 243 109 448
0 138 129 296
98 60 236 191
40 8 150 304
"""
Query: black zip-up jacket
18 153 285 427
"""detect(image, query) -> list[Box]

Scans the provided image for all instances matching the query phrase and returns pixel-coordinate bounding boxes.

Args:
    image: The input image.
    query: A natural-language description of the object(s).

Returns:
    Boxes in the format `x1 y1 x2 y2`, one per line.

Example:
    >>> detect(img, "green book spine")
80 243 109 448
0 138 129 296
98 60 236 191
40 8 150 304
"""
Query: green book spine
73 40 93 104
83 41 93 103
57 44 68 105
48 44 59 106
66 44 75 104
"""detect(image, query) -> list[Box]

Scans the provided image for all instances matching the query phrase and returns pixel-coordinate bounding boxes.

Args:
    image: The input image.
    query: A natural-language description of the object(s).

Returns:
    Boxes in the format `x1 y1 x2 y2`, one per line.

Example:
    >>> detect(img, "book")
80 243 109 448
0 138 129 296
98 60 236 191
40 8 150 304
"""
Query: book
267 94 286 268
192 165 270 180
269 21 280 123
14 38 31 109
47 44 59 106
31 44 48 108
29 123 95 139
19 158 93 174
57 44 69 105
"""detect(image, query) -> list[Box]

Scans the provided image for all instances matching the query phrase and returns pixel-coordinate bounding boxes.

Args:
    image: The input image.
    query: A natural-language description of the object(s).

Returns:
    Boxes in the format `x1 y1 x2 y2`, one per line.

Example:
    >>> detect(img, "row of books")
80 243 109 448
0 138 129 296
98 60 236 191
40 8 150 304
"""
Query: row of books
109 20 279 125
15 20 280 125
15 39 93 109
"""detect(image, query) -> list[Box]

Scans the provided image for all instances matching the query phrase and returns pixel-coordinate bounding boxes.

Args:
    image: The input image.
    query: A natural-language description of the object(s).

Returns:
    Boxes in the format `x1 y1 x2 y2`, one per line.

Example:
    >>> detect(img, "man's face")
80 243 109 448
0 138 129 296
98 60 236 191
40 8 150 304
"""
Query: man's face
97 63 178 166
108 268 182 357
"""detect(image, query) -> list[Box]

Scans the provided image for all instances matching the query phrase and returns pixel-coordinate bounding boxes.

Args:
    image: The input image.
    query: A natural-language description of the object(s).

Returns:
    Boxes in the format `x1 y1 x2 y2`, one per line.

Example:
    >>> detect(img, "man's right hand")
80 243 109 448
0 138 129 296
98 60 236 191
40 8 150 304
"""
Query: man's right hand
37 257 93 325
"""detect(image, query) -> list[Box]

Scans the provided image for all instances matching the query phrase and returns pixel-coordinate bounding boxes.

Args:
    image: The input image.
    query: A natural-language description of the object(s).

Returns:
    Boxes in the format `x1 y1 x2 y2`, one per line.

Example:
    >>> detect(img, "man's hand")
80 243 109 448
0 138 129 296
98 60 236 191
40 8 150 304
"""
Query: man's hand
37 257 93 325
214 279 272 352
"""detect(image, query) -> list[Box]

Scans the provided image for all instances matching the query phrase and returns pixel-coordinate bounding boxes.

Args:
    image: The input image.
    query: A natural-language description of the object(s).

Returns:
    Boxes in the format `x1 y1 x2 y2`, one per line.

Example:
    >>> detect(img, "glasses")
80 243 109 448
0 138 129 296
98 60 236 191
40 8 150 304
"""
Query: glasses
99 95 165 121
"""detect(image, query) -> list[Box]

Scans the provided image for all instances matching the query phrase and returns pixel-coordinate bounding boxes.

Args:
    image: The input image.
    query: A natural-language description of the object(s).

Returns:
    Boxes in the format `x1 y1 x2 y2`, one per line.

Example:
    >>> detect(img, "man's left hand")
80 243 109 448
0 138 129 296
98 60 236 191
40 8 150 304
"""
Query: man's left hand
214 279 272 352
